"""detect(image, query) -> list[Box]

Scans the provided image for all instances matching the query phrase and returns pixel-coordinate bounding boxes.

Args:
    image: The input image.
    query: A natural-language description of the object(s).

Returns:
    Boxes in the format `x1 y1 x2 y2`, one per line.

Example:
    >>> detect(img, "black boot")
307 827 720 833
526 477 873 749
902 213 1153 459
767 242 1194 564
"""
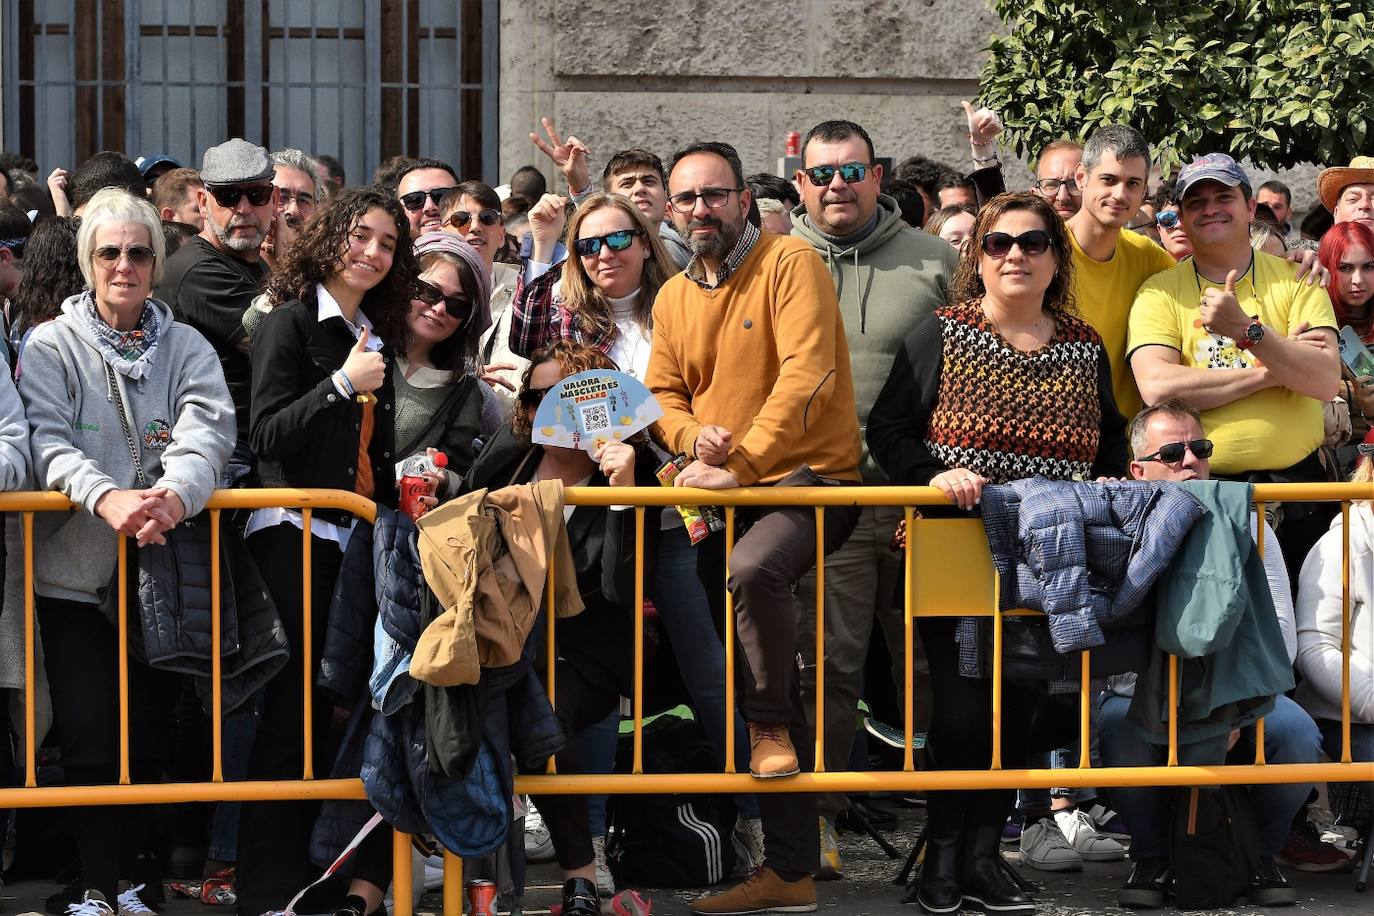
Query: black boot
961 825 1035 916
560 876 600 916
913 793 964 914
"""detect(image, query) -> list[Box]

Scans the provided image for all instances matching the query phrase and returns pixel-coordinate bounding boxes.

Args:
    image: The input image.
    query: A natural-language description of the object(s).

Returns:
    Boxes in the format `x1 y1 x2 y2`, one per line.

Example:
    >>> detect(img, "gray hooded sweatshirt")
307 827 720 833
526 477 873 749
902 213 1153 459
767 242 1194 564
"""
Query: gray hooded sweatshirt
791 194 959 481
19 295 235 602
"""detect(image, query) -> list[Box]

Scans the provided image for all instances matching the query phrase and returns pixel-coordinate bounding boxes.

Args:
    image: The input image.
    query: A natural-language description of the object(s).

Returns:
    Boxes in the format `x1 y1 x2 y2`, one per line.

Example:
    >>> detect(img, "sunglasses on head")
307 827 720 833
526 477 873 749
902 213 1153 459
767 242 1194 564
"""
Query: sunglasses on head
209 184 274 208
519 386 553 409
574 228 643 257
802 161 871 187
93 244 156 267
1155 210 1181 230
1138 438 1214 464
400 187 457 211
980 229 1052 258
413 278 470 318
446 208 502 229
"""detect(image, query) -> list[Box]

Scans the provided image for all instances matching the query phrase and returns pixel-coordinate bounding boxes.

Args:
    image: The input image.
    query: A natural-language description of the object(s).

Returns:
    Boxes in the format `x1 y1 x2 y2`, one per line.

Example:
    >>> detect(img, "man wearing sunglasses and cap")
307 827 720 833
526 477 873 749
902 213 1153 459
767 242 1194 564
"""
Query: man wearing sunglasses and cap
1129 152 1341 564
157 137 276 485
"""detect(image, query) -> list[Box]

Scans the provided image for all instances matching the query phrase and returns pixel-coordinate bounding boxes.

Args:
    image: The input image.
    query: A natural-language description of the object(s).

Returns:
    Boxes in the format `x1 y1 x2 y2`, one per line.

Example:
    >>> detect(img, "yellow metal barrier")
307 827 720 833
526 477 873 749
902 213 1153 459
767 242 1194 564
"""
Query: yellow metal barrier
0 482 1371 915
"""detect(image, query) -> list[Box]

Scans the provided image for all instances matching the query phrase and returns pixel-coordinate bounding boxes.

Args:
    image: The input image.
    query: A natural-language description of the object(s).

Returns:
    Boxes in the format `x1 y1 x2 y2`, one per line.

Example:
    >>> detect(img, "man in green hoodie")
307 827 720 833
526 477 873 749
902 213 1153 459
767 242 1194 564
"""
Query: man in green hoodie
789 119 959 876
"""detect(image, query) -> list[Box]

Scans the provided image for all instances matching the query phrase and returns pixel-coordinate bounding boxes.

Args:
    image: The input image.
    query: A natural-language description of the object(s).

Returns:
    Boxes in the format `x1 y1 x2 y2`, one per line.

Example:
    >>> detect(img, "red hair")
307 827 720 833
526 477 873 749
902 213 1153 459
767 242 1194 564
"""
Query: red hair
1318 221 1374 329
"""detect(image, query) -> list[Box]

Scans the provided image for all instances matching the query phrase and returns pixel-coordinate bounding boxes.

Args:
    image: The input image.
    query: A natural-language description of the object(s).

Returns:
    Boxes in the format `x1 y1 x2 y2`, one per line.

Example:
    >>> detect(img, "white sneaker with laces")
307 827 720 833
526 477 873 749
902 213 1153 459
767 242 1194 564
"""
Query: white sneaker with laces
66 891 116 916
1019 816 1082 871
115 885 154 916
731 815 766 874
1053 808 1125 862
524 802 556 863
592 834 616 898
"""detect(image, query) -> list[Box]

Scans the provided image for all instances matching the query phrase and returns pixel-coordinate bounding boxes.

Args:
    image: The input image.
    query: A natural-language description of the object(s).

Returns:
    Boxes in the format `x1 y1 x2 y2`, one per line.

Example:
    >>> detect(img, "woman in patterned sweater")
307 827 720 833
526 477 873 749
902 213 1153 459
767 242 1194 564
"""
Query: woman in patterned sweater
868 193 1127 916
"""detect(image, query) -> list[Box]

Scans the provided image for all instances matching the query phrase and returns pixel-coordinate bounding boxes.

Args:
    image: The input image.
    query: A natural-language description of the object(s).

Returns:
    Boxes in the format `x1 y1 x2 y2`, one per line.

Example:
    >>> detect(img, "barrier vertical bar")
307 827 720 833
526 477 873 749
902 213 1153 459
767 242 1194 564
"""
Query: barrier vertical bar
392 829 413 916
723 507 736 773
22 511 35 787
1078 652 1091 769
632 506 645 775
546 545 557 775
1253 504 1266 764
902 507 914 773
990 571 1002 770
1342 500 1352 763
118 534 131 785
302 510 314 780
1167 654 1179 767
211 508 224 782
814 506 826 772
442 851 463 916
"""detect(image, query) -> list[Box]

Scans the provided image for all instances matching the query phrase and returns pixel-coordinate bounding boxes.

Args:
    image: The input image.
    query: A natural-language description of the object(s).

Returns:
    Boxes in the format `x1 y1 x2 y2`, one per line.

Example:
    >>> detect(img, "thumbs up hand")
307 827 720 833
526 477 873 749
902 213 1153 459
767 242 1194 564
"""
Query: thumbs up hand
341 327 386 394
961 101 1003 146
1199 269 1251 341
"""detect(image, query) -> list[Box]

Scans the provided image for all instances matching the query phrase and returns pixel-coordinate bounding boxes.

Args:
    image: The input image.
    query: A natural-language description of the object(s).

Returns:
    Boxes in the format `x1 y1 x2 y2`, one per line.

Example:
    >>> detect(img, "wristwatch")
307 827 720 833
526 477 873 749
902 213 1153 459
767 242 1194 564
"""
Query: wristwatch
1235 318 1264 351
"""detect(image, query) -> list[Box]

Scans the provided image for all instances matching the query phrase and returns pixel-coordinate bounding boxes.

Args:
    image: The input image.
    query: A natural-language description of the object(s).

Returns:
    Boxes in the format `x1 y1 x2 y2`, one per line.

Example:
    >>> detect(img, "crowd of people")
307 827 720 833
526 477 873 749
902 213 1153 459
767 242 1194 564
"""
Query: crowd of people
0 103 1368 916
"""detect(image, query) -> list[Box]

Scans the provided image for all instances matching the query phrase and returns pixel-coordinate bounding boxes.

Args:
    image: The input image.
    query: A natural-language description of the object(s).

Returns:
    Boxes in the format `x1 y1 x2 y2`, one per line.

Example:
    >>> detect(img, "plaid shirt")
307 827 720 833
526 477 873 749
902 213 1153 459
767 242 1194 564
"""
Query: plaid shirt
508 262 617 357
684 221 760 290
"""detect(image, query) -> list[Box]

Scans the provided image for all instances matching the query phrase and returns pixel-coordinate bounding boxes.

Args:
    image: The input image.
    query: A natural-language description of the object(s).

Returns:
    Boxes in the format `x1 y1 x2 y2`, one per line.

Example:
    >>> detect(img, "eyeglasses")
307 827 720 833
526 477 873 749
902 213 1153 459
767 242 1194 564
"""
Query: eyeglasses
519 386 553 409
400 187 457 211
802 162 871 187
1033 178 1081 197
277 190 317 210
93 244 156 268
574 228 643 257
446 208 502 229
208 184 274 208
1155 210 1181 230
1137 438 1214 464
413 278 470 318
667 187 743 214
980 229 1052 258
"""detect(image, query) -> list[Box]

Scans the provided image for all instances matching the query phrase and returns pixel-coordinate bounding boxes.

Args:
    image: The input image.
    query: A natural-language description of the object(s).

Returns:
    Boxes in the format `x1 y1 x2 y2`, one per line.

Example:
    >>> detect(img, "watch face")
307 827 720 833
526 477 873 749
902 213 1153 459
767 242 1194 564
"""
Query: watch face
1245 322 1264 342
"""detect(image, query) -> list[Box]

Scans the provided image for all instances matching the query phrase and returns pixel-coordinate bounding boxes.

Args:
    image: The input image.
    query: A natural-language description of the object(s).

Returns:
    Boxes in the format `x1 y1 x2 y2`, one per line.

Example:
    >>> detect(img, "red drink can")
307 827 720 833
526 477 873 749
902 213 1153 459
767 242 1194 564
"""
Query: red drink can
785 130 801 156
466 879 497 916
399 475 431 521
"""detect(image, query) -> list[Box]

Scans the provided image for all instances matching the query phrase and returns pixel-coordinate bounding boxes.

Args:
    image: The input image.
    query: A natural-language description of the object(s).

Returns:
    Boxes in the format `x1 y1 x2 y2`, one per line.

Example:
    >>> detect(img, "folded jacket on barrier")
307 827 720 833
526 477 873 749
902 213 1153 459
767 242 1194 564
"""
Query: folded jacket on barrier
1127 480 1296 762
969 477 1207 679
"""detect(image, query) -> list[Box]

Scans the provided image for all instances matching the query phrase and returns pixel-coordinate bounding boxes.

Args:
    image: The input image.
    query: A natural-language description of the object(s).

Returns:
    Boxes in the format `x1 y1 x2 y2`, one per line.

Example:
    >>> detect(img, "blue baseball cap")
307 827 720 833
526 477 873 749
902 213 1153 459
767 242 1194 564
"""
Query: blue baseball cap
135 153 180 176
1176 153 1250 199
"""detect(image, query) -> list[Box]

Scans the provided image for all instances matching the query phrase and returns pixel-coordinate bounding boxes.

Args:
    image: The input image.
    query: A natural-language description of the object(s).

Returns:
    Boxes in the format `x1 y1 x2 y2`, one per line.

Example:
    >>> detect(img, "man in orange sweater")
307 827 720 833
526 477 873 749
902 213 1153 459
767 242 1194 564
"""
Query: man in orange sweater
646 140 862 915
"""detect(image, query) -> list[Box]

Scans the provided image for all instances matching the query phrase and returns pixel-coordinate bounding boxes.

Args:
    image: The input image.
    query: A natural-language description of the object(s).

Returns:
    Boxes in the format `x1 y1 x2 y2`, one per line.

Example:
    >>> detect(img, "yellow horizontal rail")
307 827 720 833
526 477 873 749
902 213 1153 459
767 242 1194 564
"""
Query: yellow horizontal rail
0 486 379 521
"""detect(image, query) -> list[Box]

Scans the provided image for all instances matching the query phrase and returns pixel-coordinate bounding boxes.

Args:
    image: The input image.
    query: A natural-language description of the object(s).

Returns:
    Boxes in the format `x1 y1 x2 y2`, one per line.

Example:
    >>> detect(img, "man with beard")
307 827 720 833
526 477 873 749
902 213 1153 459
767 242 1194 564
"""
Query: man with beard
646 140 862 915
263 148 323 269
156 138 276 483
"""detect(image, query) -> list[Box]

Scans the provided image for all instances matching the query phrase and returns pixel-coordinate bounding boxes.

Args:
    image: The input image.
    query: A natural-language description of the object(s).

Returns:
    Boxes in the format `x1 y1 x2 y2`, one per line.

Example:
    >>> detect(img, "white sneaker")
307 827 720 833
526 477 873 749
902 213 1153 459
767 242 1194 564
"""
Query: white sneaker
592 834 615 898
115 886 154 916
1054 808 1125 862
731 815 765 874
1019 816 1082 871
422 853 445 891
524 803 555 863
66 892 116 916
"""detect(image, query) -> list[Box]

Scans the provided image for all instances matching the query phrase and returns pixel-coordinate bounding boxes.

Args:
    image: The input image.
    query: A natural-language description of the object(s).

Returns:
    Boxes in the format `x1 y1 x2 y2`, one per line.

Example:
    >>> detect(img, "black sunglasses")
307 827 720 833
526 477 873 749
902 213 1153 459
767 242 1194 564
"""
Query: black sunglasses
93 244 156 267
574 228 643 257
413 279 471 319
399 187 457 211
519 385 553 409
802 161 871 187
208 184 274 208
1138 438 1214 464
446 208 502 229
980 229 1052 258
1155 210 1181 230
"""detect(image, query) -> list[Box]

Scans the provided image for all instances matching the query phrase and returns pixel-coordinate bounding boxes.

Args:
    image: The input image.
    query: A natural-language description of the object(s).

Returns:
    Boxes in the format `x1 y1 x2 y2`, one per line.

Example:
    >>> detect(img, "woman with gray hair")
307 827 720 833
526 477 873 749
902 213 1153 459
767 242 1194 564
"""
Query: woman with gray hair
18 186 235 916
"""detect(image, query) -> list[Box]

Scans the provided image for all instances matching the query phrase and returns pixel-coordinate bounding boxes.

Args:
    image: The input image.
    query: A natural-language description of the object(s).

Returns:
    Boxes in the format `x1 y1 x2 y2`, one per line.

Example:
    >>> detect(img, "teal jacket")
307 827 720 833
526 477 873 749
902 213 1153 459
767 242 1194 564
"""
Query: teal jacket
1127 480 1295 762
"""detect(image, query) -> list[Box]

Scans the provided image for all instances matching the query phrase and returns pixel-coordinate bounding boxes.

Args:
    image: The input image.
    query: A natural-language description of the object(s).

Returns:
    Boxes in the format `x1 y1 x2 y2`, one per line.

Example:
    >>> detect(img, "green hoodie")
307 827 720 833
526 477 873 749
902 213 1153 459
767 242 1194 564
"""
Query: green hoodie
790 194 959 481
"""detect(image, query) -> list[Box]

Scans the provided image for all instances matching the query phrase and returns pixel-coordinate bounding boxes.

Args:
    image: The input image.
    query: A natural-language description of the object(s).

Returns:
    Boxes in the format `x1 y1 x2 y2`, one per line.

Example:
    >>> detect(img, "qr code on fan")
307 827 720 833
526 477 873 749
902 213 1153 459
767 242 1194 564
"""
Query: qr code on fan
580 402 611 434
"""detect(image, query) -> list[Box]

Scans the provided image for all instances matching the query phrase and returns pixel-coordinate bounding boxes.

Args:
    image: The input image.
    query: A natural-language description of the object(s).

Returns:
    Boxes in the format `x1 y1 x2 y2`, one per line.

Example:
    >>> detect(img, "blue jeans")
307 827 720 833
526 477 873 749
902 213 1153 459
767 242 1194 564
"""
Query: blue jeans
650 524 758 819
579 710 619 838
1098 693 1320 859
208 701 261 861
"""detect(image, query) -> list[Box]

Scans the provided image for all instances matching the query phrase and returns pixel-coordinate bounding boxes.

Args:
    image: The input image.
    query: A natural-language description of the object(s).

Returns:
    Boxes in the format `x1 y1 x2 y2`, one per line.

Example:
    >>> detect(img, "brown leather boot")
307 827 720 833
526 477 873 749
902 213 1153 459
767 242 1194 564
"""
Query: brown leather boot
748 722 800 778
689 867 817 914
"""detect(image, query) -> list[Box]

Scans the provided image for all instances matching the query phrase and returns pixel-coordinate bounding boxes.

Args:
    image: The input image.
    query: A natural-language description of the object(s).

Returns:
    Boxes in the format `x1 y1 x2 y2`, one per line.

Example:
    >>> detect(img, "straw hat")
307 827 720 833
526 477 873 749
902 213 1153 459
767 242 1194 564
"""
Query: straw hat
1318 156 1374 212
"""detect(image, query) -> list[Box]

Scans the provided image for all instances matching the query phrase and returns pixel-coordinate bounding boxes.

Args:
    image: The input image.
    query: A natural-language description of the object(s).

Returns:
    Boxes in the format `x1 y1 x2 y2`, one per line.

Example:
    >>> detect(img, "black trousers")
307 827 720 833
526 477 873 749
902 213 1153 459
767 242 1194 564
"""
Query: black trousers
235 524 343 916
39 595 178 900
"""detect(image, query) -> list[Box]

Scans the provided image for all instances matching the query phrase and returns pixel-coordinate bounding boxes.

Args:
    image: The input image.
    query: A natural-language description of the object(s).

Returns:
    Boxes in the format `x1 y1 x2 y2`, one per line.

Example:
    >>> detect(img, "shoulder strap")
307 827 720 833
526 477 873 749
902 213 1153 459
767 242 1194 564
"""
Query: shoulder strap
105 361 148 487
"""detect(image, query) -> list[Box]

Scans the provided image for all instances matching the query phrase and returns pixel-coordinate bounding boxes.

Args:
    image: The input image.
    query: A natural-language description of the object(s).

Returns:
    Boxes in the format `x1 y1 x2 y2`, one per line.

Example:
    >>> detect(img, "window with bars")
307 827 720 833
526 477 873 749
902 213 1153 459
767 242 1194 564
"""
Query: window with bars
1 0 497 183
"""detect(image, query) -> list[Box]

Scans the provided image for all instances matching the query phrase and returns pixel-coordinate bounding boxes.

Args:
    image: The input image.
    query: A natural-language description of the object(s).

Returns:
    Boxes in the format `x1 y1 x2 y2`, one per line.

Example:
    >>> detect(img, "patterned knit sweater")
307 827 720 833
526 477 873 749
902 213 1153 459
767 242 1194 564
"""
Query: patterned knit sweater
867 299 1128 487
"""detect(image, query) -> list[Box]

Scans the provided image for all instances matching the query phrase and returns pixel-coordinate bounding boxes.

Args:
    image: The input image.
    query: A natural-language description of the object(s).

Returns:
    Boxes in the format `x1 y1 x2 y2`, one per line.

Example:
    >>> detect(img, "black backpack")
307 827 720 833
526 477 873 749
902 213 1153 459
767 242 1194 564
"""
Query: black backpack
1170 786 1262 910
605 712 738 887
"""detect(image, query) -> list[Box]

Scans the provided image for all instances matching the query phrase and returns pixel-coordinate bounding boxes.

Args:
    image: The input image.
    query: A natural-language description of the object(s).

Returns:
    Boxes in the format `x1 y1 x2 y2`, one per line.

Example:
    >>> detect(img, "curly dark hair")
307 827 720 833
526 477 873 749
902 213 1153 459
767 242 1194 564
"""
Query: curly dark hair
10 215 82 336
948 192 1077 317
510 339 617 440
265 184 417 348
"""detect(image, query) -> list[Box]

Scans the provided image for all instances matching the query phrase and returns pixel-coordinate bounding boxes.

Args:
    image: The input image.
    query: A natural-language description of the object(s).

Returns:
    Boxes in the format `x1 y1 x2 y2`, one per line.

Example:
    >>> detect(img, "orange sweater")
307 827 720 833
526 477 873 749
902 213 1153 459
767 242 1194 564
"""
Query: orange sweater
646 231 861 485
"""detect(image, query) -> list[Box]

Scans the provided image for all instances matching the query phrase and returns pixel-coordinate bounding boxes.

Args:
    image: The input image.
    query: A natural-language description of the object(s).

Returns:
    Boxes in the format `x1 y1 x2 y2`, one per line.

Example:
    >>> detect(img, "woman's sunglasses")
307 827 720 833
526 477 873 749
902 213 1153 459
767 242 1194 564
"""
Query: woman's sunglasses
980 229 1052 258
447 209 502 229
94 244 156 267
1137 438 1214 464
574 229 642 257
413 279 470 319
519 385 553 409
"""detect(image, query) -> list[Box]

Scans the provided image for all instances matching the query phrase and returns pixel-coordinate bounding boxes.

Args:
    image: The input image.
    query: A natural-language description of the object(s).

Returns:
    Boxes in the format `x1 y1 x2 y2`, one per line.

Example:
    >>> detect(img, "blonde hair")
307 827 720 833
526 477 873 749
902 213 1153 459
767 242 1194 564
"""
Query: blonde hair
77 187 166 289
560 193 678 341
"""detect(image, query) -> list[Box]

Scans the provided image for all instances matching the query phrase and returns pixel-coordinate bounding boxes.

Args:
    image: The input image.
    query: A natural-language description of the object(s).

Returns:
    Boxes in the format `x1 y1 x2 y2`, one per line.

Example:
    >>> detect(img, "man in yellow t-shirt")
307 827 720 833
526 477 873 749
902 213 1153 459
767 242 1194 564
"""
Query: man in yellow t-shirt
1128 153 1340 478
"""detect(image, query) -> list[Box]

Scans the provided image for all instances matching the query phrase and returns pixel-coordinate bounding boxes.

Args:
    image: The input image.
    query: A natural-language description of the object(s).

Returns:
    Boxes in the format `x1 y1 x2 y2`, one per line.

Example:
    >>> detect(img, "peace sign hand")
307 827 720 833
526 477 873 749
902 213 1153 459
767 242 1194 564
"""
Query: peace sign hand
529 117 592 195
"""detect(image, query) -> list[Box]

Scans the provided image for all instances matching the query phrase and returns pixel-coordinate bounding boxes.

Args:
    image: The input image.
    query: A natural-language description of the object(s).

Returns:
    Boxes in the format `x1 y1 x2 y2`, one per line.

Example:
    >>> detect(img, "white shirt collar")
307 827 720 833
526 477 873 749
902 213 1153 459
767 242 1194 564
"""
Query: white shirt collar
316 282 382 351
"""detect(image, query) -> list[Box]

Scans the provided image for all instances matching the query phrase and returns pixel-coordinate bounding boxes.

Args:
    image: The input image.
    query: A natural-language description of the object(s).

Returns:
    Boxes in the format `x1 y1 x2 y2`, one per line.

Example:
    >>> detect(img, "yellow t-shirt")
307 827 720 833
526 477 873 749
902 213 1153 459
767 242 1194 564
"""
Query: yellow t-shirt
1127 251 1338 474
1070 228 1175 420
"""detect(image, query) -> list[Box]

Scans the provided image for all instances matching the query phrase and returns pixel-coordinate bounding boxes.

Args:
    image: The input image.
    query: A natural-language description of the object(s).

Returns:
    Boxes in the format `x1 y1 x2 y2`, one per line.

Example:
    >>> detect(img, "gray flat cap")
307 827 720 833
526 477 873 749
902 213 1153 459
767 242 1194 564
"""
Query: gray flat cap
200 138 273 186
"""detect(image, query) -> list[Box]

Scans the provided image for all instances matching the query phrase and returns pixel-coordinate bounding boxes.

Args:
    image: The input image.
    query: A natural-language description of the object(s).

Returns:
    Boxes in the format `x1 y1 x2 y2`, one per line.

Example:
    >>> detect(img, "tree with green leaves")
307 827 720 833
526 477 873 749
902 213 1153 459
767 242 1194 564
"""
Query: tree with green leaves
979 0 1374 175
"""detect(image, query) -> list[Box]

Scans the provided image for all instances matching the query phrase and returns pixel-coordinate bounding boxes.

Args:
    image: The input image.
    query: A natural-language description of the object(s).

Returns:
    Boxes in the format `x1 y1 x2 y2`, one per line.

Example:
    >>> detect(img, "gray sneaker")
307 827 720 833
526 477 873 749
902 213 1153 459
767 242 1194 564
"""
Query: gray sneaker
1019 816 1082 871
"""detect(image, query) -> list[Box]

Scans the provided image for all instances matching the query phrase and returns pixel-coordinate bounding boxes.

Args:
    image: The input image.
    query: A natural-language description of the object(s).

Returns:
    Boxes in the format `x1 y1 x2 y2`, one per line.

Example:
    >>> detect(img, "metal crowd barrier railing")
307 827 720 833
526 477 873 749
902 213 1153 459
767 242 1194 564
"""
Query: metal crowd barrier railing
0 483 1369 915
